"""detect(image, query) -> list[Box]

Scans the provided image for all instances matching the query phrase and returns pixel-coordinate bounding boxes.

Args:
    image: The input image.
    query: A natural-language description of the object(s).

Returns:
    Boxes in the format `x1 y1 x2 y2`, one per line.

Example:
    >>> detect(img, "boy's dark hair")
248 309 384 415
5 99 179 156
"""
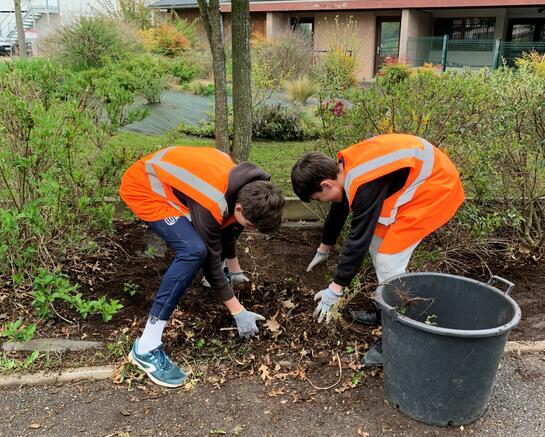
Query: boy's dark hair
237 180 285 233
291 152 338 202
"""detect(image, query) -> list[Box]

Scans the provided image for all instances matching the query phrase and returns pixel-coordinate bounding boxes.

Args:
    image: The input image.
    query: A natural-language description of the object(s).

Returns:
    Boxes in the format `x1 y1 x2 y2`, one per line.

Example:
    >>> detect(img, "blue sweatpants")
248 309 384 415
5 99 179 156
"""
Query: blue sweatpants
146 216 207 320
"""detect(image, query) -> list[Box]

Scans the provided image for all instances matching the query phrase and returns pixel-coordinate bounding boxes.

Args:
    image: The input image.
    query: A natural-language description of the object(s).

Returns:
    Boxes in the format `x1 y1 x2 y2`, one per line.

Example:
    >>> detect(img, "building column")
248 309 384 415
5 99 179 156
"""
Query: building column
399 9 411 60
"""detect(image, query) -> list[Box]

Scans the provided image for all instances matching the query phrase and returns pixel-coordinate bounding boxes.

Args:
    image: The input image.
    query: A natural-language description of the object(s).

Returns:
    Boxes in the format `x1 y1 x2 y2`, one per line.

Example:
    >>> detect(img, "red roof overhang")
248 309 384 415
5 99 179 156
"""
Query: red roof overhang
220 0 545 13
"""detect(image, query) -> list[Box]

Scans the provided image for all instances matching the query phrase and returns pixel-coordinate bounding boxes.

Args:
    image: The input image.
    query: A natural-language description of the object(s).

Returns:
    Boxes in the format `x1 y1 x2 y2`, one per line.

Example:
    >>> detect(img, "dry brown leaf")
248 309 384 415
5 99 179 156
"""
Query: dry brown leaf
348 361 362 371
268 387 285 397
281 299 295 309
258 364 272 381
265 311 281 333
357 425 370 437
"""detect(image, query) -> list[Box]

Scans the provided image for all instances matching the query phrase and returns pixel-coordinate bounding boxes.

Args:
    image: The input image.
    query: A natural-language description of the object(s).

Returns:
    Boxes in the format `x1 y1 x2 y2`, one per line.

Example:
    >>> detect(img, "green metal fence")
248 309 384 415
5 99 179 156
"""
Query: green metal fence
407 36 545 71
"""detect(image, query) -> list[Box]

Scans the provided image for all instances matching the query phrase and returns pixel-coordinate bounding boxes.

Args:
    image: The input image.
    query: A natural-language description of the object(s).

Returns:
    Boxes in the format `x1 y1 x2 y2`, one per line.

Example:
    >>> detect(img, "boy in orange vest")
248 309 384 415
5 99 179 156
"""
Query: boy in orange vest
291 134 464 366
120 146 284 387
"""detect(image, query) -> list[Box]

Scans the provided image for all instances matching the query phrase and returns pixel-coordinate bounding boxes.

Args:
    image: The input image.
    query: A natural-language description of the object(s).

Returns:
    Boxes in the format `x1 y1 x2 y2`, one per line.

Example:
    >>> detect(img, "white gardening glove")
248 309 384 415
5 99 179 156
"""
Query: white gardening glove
306 249 330 272
230 271 250 286
313 287 343 323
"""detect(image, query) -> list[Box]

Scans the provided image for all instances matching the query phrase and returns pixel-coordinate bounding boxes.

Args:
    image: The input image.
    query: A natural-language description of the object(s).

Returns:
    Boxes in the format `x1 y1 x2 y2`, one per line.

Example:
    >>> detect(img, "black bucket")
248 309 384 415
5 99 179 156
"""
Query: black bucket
375 273 521 426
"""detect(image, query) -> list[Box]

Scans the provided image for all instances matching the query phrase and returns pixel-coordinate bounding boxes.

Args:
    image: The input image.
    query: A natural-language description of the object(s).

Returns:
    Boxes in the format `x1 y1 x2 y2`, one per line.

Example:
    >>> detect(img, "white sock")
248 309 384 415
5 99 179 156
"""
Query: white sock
137 318 167 354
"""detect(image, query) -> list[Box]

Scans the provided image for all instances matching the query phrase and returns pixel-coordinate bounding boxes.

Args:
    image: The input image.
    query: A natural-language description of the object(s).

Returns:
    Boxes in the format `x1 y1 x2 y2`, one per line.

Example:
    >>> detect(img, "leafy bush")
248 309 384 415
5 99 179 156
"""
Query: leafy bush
119 0 153 30
187 80 215 96
0 59 145 281
252 32 314 105
169 56 200 83
46 16 142 70
106 54 169 104
176 121 216 137
377 62 412 90
174 19 200 48
318 61 545 249
285 75 319 104
252 103 305 141
175 103 316 141
316 15 361 96
318 48 357 94
139 23 191 57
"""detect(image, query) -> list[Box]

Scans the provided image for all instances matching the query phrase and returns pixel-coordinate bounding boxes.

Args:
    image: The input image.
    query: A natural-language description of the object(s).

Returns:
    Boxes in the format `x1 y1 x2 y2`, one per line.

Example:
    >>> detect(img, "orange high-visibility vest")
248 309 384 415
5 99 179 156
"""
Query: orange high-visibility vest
119 146 235 224
339 134 464 254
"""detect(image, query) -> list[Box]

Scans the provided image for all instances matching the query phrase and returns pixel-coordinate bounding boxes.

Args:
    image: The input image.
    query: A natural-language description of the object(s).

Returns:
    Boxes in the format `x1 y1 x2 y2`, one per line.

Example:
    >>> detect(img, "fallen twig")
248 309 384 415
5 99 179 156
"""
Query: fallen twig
304 353 342 390
50 303 75 325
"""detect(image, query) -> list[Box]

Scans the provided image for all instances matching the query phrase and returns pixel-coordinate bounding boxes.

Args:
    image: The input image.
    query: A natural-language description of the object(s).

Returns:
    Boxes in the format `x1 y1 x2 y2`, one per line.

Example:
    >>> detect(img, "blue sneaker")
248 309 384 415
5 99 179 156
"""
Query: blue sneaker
128 339 186 388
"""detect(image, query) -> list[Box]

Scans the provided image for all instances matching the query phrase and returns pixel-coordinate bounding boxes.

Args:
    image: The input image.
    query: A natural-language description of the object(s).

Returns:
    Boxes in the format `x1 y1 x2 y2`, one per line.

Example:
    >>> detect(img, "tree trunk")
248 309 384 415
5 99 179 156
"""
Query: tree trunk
197 0 230 155
231 0 252 162
14 0 27 58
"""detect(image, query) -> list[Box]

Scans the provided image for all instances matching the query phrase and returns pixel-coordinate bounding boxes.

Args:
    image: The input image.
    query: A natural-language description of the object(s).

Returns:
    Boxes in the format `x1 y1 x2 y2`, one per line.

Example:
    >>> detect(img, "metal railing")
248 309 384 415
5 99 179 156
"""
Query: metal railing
0 0 59 42
407 36 545 71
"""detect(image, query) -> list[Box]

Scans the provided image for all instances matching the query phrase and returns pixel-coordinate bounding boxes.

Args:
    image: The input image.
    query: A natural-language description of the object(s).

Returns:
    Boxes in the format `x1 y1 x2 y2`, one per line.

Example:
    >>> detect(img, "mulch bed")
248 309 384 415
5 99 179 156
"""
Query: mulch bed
0 220 543 389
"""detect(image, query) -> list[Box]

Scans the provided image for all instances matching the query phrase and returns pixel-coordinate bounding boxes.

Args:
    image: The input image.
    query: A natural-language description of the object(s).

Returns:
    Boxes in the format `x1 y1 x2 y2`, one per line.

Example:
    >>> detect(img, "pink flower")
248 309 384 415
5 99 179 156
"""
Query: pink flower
332 100 345 117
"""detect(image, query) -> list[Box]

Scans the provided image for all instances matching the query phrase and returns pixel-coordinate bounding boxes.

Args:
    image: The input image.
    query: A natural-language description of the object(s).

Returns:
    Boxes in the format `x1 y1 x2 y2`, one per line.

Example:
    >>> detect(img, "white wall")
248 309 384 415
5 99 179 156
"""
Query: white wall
0 0 118 20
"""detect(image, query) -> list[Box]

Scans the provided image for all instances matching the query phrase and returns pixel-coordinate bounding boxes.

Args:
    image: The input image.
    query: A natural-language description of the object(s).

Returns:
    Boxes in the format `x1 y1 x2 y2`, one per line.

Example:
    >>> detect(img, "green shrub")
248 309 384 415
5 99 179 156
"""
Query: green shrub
252 103 305 141
318 48 357 94
252 32 314 105
318 62 545 249
316 15 361 96
115 54 169 104
377 62 412 90
285 75 319 104
46 16 142 70
187 80 215 96
139 23 190 57
0 58 145 280
119 0 153 30
169 56 199 83
174 19 200 48
176 120 217 138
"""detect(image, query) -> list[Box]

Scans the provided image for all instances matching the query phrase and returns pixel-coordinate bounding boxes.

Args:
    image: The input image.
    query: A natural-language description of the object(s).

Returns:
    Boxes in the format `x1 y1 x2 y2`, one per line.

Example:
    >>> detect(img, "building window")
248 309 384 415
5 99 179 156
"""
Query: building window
507 19 545 43
291 17 314 47
434 17 496 40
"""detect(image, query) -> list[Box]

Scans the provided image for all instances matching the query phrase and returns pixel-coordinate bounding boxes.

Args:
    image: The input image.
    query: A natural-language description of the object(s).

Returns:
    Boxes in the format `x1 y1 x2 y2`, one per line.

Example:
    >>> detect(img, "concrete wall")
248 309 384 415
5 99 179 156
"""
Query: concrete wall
34 12 61 55
399 9 432 60
265 12 290 38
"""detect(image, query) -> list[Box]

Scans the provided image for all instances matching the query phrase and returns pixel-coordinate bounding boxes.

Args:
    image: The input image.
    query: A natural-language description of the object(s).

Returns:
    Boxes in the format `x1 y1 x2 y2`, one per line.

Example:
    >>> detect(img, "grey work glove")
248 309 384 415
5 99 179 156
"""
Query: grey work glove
230 271 250 286
306 249 330 272
233 308 266 337
313 287 343 323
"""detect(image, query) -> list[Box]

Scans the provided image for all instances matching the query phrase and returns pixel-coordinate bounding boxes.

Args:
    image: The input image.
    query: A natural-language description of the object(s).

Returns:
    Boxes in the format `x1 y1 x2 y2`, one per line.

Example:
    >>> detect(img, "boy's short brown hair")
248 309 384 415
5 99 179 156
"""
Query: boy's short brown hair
291 152 338 202
237 180 285 233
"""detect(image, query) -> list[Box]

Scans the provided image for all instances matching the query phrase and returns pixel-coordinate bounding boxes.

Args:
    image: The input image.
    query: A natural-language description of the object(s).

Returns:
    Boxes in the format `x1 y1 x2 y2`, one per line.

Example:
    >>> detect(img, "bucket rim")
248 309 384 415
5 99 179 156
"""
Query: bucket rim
375 272 522 338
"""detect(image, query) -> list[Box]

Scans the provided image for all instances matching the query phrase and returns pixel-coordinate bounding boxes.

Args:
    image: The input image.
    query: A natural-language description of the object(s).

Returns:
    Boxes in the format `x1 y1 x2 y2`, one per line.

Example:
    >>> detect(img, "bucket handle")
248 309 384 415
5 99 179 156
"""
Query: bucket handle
487 275 514 295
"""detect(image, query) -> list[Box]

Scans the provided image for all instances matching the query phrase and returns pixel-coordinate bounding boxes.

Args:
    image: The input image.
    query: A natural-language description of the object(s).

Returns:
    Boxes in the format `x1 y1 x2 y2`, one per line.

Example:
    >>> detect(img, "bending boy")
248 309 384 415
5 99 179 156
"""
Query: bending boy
291 133 464 366
120 146 284 387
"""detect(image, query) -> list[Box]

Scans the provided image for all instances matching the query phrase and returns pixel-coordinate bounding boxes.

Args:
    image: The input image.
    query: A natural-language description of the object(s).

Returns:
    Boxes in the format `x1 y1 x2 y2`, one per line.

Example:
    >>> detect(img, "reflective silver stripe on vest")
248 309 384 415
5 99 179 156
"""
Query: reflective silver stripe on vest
344 137 435 226
145 147 228 218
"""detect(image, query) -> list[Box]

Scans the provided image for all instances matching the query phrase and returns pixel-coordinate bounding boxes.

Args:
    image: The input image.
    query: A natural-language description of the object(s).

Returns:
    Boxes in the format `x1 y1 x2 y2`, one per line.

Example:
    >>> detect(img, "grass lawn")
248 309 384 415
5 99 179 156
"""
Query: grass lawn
111 131 319 196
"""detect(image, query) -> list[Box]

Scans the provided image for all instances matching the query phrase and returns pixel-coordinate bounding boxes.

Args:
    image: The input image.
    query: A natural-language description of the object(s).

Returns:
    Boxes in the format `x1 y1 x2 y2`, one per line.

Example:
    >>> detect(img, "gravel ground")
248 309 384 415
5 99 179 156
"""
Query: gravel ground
0 353 543 436
472 352 545 436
